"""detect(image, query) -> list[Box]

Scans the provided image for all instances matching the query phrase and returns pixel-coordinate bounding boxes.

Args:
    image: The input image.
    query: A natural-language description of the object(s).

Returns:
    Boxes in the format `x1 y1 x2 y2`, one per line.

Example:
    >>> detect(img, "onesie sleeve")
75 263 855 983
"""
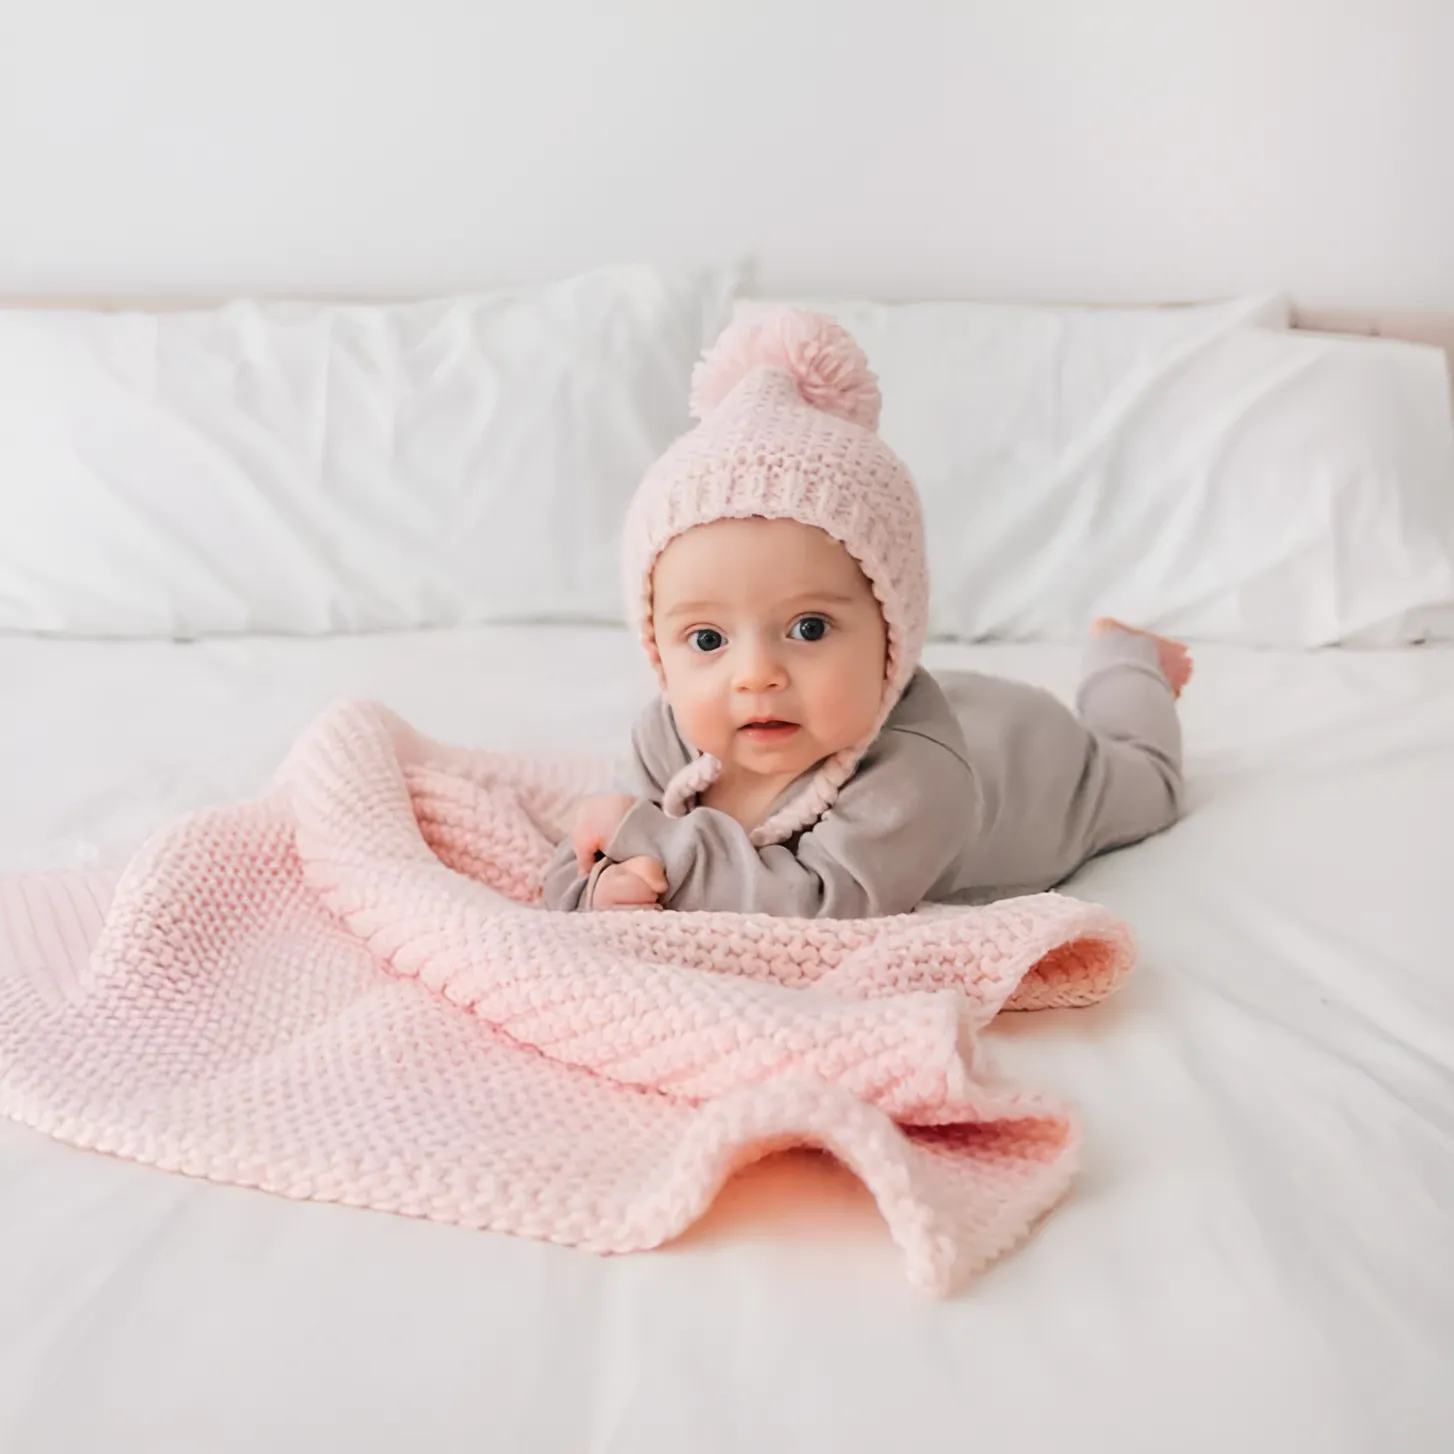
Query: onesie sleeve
539 846 608 912
603 729 979 919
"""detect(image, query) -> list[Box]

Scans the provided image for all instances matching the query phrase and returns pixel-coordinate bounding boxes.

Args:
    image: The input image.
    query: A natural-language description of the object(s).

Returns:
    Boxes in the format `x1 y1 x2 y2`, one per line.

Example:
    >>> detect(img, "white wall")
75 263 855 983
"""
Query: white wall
2 0 1451 308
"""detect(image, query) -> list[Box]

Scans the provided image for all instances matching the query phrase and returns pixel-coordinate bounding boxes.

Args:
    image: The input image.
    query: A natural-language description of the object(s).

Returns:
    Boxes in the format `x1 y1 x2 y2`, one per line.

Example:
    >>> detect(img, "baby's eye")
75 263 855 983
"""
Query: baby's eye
788 615 830 643
688 628 725 654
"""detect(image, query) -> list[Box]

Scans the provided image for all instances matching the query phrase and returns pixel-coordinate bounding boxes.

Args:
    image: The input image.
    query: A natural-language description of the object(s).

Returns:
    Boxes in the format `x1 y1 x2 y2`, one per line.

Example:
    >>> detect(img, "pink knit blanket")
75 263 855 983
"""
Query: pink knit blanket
0 700 1134 1295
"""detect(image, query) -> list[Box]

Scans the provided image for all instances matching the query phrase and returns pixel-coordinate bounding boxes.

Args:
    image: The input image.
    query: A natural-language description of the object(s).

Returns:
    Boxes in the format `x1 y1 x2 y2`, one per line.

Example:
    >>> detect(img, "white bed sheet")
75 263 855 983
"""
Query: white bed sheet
1 625 1452 1453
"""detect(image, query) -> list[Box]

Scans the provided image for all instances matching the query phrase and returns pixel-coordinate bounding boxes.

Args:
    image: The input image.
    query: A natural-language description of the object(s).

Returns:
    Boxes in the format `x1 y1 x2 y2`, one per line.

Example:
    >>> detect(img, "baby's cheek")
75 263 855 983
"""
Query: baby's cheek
671 692 729 756
815 669 881 744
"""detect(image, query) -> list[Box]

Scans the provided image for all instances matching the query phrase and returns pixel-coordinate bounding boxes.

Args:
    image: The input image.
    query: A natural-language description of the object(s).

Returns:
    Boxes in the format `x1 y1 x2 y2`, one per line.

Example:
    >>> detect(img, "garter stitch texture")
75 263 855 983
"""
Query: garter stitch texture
0 700 1134 1295
621 309 930 847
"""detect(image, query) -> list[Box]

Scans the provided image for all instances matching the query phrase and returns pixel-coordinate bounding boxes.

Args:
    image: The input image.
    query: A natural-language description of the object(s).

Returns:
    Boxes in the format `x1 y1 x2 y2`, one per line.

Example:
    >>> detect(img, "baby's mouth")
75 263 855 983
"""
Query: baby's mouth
738 718 801 742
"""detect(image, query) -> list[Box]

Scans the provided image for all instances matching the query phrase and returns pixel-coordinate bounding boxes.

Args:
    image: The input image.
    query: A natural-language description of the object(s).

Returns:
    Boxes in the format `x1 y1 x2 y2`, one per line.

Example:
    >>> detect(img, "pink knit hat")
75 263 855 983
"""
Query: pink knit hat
621 307 929 848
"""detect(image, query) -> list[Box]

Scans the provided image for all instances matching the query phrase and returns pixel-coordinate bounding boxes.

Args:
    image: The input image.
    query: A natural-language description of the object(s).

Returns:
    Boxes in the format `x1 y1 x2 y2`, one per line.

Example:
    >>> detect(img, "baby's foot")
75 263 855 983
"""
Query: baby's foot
1092 618 1194 698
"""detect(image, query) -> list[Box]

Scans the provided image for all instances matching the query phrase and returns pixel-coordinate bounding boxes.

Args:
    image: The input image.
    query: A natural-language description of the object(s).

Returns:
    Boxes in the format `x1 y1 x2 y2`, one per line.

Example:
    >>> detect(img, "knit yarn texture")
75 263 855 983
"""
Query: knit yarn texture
0 700 1134 1296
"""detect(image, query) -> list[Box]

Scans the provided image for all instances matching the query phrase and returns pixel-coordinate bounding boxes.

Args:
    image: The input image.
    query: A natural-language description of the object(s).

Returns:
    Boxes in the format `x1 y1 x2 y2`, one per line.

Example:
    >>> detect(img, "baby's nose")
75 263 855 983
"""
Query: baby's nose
732 639 786 692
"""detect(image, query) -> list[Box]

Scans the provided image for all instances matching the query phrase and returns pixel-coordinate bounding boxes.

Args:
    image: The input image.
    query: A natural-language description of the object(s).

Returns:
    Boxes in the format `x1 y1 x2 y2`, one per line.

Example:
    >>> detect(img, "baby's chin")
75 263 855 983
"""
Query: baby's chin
724 729 857 777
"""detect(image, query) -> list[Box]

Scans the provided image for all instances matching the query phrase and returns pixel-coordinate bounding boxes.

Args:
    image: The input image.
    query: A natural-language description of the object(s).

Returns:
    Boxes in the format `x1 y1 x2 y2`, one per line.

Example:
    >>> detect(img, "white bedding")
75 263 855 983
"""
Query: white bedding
2 625 1452 1453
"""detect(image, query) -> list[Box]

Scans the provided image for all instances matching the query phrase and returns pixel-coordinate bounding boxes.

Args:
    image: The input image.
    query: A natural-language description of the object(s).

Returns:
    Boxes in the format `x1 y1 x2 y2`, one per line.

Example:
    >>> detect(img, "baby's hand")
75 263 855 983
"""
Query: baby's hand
591 856 668 911
570 793 637 873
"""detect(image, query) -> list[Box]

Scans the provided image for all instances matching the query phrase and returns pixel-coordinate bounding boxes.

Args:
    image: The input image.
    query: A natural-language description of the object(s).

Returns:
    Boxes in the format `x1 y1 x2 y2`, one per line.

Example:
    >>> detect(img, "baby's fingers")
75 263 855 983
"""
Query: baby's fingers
594 867 659 910
621 856 668 896
610 871 661 904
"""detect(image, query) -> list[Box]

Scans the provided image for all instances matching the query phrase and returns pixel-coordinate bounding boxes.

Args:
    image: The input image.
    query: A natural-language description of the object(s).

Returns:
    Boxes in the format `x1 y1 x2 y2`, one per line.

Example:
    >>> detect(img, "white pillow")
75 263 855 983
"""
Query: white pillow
737 295 1454 646
0 264 738 637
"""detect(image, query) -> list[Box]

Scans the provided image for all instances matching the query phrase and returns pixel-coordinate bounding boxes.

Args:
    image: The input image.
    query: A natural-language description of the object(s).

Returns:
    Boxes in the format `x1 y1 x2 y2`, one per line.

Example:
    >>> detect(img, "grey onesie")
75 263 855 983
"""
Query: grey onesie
542 631 1183 917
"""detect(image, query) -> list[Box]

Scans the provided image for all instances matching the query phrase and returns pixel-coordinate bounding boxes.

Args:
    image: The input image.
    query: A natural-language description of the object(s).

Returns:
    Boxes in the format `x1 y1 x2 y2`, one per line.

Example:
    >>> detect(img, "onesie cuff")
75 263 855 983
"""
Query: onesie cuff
580 856 610 910
1082 629 1167 687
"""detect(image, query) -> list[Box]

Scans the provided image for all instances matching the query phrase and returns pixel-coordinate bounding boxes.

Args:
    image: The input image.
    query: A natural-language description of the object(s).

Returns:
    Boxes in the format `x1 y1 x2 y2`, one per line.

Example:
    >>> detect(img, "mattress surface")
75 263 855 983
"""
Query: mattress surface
2 626 1452 1453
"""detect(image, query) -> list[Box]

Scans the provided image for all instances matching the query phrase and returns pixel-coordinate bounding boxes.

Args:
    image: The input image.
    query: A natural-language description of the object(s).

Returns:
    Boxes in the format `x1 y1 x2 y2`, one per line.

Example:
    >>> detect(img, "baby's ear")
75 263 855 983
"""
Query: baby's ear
641 633 669 692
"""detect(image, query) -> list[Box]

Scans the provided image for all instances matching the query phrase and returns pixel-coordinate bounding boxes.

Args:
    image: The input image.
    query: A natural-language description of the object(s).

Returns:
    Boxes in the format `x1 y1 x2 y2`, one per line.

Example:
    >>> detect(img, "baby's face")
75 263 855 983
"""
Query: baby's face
651 517 888 786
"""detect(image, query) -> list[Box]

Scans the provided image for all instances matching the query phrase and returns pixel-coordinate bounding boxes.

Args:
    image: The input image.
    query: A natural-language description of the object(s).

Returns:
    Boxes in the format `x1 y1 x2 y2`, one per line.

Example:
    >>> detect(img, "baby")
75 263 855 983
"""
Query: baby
542 309 1190 917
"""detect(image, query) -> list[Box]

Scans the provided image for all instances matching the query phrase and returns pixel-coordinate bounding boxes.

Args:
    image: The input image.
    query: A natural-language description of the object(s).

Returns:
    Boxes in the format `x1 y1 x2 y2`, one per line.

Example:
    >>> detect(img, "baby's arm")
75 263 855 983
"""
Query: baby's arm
539 698 691 911
603 733 978 918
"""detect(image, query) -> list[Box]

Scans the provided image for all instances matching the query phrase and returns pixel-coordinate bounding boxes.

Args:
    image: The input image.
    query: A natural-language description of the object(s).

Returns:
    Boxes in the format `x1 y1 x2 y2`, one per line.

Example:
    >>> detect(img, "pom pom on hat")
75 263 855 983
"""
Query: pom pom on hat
688 308 882 431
